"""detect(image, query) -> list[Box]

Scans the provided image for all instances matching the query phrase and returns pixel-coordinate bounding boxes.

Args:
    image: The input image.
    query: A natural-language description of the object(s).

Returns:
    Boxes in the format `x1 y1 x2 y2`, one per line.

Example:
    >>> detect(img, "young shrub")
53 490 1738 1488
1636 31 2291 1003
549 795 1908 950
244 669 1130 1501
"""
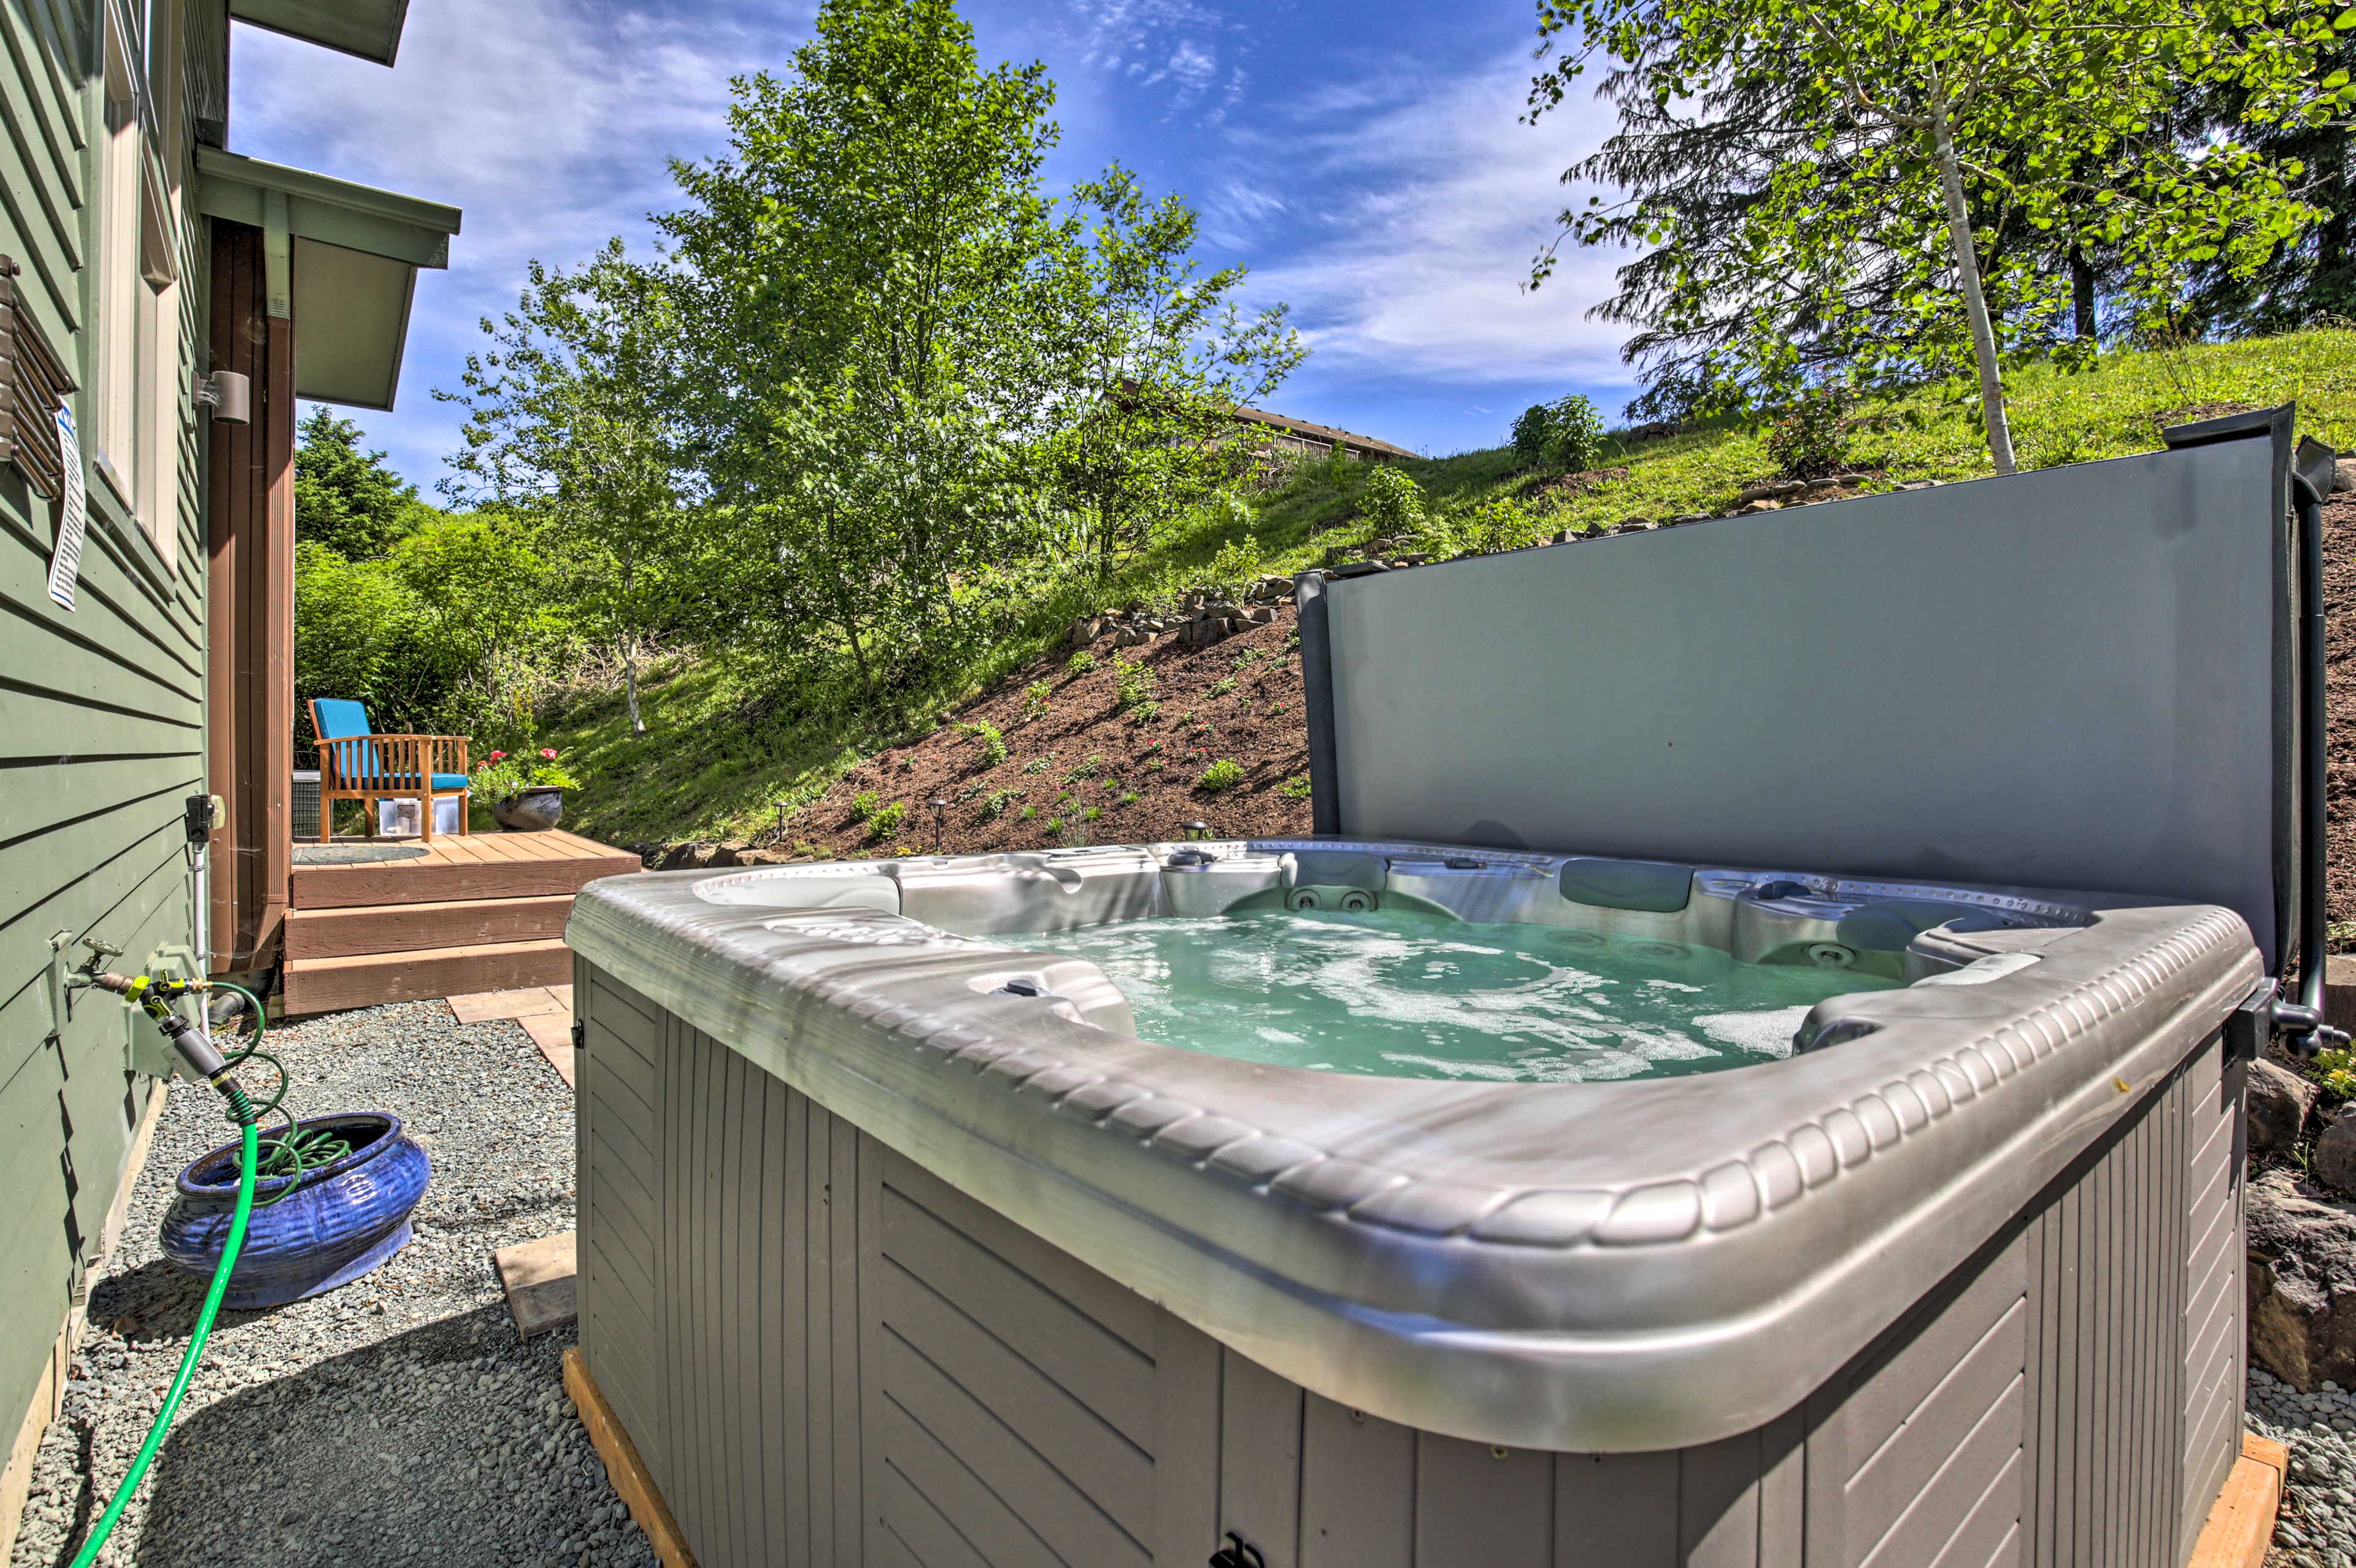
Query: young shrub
1763 389 1854 480
1022 755 1053 775
958 720 1008 767
1081 805 1101 822
1195 758 1246 792
1457 494 1545 555
1064 753 1105 782
1117 791 1139 806
1207 532 1263 598
1126 699 1161 726
1512 394 1608 472
1360 466 1425 537
1112 656 1155 711
848 789 879 822
1209 677 1236 696
866 801 906 842
1043 815 1063 833
1279 775 1312 799
1022 680 1052 722
979 788 1020 820
1322 439 1353 489
1067 650 1097 674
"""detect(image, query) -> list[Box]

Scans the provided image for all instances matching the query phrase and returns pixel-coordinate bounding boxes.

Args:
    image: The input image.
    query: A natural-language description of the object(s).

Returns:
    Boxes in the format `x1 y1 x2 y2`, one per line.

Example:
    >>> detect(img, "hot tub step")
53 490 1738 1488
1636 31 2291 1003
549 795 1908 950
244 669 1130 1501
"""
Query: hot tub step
282 938 572 1017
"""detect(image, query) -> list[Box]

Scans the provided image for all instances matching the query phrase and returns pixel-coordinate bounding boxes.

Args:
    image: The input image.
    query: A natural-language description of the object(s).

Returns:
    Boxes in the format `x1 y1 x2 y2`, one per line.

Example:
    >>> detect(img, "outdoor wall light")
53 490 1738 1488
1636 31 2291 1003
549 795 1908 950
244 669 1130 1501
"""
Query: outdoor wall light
193 369 250 425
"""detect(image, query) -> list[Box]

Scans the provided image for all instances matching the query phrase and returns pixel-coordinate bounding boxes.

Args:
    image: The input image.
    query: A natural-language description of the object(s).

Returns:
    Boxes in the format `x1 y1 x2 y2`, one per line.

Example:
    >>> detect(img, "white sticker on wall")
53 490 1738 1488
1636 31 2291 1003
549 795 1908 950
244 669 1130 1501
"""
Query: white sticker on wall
45 401 85 610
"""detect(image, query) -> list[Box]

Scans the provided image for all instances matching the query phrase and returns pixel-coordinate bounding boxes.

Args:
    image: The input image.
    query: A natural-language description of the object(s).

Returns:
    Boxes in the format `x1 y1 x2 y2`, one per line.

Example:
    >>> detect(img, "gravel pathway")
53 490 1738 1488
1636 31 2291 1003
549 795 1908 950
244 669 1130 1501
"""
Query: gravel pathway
7 1001 655 1568
2250 1367 2356 1567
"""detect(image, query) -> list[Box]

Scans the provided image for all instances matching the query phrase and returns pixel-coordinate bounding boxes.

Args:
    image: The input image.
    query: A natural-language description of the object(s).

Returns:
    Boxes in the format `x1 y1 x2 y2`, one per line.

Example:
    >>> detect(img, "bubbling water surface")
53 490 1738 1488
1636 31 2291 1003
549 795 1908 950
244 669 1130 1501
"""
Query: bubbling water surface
1026 907 1900 1083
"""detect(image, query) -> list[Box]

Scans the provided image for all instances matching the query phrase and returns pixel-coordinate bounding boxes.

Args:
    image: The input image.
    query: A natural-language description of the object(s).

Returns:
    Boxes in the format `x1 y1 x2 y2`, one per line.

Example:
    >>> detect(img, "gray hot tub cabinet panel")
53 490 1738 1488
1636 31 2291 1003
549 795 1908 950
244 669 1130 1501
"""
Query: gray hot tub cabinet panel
575 958 2245 1568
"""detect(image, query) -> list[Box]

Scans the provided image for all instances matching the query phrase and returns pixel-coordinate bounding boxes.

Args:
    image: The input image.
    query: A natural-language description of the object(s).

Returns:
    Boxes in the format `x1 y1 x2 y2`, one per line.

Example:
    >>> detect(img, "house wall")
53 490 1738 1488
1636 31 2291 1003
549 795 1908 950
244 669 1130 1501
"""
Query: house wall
0 0 221 1540
576 957 2247 1568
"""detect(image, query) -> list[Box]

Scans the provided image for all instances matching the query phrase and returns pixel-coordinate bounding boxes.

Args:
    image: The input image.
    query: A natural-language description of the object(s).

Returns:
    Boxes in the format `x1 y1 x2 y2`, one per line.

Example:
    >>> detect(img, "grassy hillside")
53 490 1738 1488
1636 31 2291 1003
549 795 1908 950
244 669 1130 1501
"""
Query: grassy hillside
536 328 2356 848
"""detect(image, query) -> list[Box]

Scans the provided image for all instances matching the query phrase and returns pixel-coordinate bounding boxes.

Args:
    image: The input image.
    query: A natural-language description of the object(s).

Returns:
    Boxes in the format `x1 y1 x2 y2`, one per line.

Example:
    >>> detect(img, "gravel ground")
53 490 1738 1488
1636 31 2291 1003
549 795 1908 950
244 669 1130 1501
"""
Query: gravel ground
2251 1366 2356 1567
7 1001 655 1568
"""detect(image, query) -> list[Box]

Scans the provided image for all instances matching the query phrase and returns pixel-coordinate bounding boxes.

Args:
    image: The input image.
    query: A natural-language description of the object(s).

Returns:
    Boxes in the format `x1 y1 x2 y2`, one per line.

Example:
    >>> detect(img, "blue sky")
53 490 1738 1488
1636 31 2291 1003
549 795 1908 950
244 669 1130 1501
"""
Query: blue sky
229 0 1633 492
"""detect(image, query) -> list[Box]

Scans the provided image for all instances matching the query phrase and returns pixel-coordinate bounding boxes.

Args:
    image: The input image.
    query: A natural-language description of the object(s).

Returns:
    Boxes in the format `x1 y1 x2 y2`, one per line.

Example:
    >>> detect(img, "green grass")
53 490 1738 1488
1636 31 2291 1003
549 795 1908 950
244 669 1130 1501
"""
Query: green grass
533 329 2356 844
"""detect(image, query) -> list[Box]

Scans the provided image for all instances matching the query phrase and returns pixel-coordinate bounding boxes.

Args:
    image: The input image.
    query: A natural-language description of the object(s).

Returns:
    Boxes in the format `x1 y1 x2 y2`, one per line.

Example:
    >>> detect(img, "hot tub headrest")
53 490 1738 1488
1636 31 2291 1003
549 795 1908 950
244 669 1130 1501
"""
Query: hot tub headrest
1558 857 1694 913
1290 851 1384 891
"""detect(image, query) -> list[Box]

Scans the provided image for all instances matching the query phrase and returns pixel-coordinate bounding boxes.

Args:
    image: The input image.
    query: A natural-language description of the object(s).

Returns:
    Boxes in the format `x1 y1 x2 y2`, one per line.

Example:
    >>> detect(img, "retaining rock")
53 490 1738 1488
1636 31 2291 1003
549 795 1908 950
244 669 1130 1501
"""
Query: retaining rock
2317 1112 2356 1198
2251 1168 2356 1390
2254 1057 2322 1155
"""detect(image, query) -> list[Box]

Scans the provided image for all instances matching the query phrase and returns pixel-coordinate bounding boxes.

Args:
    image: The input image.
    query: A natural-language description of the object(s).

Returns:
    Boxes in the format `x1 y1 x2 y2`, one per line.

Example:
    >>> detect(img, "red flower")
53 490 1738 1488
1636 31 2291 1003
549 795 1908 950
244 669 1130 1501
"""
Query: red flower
488 751 507 761
540 748 558 759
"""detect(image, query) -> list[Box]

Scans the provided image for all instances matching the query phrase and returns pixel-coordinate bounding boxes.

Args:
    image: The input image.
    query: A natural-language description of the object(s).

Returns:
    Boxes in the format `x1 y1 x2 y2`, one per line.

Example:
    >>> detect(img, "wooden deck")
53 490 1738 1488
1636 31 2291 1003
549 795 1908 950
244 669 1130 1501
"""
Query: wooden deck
281 830 640 1015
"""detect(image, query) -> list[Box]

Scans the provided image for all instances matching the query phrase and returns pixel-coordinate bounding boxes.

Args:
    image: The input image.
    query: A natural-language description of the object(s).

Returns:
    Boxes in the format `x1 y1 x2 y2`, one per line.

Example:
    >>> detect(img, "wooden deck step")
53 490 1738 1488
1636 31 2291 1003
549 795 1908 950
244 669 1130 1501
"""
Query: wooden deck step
291 830 641 910
284 894 576 960
282 937 573 1017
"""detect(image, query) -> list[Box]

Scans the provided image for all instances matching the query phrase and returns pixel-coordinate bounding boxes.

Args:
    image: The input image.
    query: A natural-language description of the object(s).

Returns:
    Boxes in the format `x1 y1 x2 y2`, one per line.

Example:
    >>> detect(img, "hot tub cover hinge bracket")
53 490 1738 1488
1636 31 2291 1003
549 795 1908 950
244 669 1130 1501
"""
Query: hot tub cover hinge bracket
2228 975 2347 1062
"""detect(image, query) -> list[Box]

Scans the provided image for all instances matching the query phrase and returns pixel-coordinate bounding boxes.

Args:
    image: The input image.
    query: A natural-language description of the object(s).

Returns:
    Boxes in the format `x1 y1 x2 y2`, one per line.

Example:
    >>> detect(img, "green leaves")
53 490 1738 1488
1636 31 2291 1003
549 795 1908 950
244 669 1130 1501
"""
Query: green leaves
1528 0 2326 447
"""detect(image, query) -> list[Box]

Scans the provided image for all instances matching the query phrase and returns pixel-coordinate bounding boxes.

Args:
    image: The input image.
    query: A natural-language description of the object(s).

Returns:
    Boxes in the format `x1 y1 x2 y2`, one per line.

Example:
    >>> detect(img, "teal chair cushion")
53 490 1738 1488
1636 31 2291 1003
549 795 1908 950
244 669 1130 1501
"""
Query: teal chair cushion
314 700 466 790
314 698 383 777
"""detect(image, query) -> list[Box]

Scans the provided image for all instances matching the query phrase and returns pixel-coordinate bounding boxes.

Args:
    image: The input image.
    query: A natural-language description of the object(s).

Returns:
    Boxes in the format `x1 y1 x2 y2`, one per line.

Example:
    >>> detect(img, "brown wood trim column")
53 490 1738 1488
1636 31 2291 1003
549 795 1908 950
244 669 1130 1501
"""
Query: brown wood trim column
204 221 293 974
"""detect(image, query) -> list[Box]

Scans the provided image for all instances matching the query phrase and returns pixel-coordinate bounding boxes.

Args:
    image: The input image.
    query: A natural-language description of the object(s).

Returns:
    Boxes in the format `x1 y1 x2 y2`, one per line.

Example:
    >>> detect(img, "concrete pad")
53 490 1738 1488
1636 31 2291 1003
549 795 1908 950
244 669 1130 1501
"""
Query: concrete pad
522 1011 576 1088
493 1231 578 1339
448 986 566 1023
548 984 574 1009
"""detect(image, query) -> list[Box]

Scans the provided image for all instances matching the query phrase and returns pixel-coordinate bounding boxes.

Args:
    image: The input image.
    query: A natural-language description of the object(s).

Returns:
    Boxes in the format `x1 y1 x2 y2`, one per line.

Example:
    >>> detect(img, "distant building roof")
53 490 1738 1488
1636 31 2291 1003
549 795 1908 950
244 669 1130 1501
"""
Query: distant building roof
1228 404 1416 461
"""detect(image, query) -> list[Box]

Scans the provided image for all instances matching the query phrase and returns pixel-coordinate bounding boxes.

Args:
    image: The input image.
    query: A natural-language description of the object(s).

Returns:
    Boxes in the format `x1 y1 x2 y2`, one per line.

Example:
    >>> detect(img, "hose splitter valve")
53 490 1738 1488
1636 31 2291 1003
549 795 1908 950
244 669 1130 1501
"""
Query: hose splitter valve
91 973 260 1126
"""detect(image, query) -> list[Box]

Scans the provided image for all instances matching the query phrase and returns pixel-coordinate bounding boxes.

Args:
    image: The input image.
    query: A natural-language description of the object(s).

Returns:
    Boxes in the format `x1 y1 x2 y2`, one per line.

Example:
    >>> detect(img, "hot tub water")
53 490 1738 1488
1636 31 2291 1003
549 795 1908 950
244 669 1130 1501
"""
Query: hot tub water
1028 906 1898 1082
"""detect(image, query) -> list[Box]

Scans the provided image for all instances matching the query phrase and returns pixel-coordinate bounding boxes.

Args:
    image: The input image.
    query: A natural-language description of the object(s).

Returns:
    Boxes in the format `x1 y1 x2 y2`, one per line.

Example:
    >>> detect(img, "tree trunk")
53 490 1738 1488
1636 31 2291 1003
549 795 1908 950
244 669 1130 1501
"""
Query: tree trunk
622 638 645 736
2069 247 2097 342
1925 71 2017 475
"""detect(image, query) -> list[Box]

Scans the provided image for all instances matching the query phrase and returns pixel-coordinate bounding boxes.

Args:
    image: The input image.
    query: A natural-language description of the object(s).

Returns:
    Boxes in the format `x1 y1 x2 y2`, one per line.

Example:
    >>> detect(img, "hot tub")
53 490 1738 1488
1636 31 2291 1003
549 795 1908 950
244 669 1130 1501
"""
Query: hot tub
566 410 2335 1566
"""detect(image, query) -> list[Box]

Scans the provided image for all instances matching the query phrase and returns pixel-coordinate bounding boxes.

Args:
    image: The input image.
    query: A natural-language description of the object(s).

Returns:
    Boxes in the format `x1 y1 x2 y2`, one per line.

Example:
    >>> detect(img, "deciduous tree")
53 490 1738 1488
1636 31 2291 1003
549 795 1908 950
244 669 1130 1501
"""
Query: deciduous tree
1530 0 2346 468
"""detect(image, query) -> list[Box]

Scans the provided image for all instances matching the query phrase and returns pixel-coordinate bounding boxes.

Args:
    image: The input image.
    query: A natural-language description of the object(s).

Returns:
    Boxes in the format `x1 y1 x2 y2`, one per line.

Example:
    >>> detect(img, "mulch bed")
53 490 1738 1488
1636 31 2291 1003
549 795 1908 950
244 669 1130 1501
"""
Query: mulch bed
2326 494 2356 939
789 607 1316 858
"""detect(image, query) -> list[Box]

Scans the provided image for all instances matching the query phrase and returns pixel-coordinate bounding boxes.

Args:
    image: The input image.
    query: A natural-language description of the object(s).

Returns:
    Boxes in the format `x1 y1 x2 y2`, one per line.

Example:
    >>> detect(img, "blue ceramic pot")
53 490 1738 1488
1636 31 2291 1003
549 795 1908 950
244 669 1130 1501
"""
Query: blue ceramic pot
160 1112 430 1310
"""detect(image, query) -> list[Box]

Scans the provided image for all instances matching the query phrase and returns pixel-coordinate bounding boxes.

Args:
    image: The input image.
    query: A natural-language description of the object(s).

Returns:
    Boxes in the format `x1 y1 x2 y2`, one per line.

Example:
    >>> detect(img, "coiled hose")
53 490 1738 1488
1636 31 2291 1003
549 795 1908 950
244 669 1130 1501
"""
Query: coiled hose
65 978 287 1567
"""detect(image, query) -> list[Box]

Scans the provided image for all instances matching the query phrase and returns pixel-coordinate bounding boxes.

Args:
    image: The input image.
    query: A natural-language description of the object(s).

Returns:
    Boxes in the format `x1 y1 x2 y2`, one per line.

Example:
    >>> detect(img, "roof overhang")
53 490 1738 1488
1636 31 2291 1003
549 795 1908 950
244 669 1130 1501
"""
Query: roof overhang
195 147 461 411
229 0 410 65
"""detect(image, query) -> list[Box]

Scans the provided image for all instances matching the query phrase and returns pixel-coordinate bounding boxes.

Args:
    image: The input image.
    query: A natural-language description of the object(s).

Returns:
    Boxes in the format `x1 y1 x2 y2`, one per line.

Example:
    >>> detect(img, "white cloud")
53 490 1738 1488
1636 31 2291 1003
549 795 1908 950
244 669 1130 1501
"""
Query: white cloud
1221 53 1639 393
229 0 807 480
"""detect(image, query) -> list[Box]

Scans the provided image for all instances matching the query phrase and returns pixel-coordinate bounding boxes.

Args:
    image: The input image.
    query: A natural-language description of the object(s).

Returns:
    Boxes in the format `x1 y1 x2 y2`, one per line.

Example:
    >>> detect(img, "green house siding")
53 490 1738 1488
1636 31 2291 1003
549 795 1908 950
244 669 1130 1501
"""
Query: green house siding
0 0 216 1447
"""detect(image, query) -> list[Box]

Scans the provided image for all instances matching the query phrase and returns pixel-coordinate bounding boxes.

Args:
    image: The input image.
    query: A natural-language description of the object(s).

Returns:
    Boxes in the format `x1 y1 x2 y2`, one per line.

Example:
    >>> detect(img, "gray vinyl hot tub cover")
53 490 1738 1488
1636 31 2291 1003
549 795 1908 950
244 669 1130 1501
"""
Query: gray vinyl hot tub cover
569 850 2259 1452
1296 417 2295 966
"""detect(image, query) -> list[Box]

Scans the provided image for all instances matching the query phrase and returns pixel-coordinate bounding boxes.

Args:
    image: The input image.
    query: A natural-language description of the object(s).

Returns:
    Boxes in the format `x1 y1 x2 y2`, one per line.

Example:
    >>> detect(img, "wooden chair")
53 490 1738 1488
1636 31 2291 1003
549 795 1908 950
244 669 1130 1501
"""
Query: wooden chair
307 698 471 844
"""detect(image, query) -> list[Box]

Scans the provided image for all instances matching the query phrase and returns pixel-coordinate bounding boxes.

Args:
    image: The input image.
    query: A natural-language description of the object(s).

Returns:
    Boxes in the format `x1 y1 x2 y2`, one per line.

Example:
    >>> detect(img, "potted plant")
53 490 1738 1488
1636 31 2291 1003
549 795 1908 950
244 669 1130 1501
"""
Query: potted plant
474 746 581 831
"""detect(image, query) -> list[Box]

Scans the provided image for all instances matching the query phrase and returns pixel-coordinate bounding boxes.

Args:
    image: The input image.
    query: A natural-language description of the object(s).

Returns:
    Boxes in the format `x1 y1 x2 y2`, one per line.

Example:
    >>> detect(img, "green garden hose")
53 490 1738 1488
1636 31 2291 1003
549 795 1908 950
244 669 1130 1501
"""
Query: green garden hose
64 974 284 1568
66 1120 257 1568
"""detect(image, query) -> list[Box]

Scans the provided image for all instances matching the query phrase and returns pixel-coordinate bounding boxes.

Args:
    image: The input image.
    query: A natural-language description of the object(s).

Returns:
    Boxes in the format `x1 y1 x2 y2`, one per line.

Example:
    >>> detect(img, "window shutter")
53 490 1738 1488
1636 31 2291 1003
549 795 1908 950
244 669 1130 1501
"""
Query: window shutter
0 256 77 501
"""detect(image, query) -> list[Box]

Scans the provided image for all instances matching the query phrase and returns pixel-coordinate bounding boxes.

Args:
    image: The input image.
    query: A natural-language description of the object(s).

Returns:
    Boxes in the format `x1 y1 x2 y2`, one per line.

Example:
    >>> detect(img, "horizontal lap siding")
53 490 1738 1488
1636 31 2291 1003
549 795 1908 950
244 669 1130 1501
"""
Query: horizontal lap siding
1 0 212 1473
577 972 2238 1568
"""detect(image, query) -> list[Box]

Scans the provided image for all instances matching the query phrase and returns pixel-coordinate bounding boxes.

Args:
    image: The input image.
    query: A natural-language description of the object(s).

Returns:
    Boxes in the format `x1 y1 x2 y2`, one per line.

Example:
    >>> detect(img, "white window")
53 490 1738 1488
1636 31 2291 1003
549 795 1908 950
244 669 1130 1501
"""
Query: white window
96 1 182 572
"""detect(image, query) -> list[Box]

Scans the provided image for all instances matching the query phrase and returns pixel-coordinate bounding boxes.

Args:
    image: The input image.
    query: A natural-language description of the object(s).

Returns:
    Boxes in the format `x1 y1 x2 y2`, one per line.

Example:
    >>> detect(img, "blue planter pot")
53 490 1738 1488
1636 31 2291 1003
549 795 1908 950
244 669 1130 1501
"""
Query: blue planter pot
160 1112 430 1310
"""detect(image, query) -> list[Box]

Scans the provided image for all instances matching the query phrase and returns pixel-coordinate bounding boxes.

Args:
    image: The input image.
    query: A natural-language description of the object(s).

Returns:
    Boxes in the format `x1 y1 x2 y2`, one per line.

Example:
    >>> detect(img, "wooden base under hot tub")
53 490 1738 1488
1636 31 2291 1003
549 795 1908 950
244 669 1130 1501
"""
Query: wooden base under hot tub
572 956 2256 1567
